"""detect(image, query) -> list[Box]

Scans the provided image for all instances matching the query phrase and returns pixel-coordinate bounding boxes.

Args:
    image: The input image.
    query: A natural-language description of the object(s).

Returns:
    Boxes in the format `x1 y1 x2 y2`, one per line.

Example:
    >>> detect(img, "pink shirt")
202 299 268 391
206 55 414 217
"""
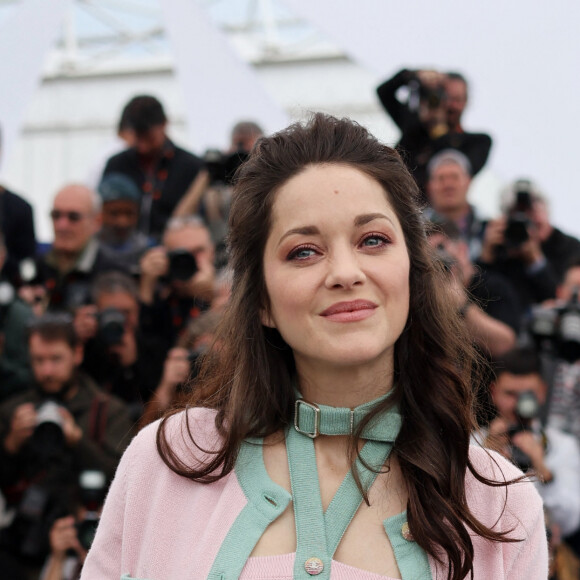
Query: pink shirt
81 408 548 579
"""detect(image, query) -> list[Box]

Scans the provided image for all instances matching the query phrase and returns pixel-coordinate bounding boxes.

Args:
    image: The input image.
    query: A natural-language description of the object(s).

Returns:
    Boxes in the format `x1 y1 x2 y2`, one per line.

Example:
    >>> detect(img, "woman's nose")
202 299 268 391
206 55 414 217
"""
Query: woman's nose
324 247 366 289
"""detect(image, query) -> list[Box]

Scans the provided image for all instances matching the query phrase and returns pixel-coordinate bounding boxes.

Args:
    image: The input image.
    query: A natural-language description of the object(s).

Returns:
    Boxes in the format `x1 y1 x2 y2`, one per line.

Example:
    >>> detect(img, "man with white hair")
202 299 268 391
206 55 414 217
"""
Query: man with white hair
426 149 486 261
21 184 125 313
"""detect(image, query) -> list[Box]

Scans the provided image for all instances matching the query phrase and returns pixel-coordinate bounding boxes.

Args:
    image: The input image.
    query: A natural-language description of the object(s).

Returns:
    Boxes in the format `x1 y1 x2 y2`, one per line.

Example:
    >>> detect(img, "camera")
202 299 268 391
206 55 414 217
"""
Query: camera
529 288 580 362
0 279 15 330
204 148 249 186
33 401 66 460
507 390 541 471
419 82 446 111
167 249 198 281
98 307 126 346
504 180 534 248
75 470 106 551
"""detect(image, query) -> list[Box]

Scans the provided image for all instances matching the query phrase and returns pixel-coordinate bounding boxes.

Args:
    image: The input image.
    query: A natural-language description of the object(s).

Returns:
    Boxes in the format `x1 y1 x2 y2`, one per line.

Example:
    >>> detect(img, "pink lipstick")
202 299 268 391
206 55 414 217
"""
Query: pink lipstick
320 300 377 322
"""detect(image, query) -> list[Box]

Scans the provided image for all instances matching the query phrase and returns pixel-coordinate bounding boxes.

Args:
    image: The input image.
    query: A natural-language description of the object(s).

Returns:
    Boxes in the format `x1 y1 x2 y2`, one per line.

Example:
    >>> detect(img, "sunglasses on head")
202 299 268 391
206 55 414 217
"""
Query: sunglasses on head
50 209 85 223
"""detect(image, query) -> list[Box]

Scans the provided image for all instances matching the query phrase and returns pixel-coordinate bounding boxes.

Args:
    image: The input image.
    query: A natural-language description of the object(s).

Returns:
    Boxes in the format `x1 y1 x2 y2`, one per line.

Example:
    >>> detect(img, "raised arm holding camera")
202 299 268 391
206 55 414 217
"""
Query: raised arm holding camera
377 68 492 193
138 216 215 350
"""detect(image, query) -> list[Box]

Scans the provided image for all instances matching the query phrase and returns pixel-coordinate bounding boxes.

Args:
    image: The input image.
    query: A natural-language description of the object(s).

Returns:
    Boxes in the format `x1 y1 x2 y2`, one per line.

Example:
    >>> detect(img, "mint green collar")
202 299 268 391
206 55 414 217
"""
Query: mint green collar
293 392 401 441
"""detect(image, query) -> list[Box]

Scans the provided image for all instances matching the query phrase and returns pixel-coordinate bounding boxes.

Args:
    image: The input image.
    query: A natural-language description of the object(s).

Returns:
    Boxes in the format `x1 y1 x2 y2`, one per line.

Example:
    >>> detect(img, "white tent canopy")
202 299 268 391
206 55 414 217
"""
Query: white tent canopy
1 0 579 239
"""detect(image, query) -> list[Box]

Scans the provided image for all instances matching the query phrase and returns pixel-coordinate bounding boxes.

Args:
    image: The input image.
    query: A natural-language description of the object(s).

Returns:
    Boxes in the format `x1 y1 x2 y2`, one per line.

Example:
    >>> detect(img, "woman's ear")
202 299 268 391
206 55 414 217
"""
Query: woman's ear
260 307 276 329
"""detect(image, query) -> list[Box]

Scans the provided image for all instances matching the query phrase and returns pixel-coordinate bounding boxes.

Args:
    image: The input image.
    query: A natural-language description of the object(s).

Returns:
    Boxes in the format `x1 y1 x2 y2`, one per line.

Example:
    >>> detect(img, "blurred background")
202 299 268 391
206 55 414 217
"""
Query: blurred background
0 0 578 242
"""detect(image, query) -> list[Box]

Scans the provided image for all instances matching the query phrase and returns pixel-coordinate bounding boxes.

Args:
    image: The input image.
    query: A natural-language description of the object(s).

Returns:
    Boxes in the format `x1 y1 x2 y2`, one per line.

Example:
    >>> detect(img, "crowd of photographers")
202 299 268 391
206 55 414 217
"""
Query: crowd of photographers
381 67 580 577
0 96 249 579
0 74 579 577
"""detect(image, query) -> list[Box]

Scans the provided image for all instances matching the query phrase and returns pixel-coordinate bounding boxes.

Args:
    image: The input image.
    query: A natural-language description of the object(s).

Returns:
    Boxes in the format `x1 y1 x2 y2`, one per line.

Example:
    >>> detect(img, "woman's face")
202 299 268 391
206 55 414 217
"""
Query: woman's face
262 163 410 376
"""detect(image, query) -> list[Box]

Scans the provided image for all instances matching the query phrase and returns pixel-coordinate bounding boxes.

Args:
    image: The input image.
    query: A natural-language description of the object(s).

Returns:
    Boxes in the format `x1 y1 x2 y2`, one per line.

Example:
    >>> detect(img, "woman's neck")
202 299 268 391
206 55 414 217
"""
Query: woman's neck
295 359 394 409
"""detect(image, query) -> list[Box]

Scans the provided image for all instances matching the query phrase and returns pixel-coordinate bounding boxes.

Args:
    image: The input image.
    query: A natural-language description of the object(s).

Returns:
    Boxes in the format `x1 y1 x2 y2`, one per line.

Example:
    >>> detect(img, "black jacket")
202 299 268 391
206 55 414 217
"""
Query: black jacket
377 69 492 193
103 139 204 239
0 186 36 283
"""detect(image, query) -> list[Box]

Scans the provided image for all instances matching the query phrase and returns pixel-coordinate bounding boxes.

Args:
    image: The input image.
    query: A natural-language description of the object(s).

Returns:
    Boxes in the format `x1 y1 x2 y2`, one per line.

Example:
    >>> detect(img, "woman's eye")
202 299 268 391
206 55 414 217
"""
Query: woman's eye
361 234 389 248
288 246 317 260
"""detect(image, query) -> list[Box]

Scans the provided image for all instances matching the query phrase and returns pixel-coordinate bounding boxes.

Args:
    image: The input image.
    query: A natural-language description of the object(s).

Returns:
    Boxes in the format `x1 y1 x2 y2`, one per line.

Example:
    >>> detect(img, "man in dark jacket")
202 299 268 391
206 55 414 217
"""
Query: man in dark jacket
479 180 580 312
102 95 204 240
20 184 125 319
0 186 36 284
0 126 36 286
377 68 492 194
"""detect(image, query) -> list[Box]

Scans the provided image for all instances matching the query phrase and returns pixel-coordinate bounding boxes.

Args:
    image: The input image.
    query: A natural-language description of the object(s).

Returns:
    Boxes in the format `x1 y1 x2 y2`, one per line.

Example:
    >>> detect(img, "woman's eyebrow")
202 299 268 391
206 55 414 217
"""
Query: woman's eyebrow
278 225 320 246
354 213 395 227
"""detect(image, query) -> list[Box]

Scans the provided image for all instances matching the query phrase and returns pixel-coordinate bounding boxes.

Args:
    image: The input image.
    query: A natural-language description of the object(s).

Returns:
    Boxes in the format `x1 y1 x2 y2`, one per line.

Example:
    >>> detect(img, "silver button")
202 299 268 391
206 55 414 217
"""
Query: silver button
305 557 324 575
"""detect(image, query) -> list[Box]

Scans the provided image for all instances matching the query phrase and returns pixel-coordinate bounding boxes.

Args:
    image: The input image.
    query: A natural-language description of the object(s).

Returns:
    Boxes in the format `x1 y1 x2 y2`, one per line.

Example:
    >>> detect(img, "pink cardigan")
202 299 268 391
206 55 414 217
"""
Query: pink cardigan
81 408 548 579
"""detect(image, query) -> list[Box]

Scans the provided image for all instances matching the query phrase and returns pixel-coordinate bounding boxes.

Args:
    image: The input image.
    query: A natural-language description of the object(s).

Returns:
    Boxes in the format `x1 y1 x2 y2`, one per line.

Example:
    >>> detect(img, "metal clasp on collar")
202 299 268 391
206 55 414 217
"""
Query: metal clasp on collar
294 399 320 438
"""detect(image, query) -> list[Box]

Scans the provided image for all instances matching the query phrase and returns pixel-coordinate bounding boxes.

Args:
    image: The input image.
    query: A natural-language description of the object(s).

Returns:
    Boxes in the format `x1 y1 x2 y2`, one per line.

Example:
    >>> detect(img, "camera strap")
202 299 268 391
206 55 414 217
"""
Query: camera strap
88 394 110 447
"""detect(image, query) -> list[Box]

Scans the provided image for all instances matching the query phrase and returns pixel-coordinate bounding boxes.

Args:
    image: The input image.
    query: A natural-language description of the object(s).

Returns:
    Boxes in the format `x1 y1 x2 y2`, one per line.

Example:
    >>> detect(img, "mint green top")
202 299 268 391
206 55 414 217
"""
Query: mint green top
207 402 432 580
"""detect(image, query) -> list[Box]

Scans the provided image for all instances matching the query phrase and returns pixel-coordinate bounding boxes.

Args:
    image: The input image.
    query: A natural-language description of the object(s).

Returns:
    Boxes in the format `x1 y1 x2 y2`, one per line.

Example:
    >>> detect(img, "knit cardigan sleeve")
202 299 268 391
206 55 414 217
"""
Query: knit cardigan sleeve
465 446 549 580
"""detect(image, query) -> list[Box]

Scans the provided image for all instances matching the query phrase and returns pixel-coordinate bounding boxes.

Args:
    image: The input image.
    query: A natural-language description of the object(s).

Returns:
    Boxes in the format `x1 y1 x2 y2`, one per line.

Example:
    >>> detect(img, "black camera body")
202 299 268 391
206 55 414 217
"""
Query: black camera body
74 470 107 551
167 249 198 282
204 148 249 186
419 82 446 111
504 182 534 248
34 400 66 456
507 390 541 472
98 307 126 346
530 289 580 362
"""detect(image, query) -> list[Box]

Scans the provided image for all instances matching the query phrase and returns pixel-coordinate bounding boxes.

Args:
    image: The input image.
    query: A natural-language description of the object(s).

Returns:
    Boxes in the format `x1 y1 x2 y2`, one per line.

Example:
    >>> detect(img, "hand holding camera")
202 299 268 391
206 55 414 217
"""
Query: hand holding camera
58 405 83 447
73 304 98 344
139 245 203 304
159 347 191 393
49 515 87 562
140 246 169 284
4 402 36 454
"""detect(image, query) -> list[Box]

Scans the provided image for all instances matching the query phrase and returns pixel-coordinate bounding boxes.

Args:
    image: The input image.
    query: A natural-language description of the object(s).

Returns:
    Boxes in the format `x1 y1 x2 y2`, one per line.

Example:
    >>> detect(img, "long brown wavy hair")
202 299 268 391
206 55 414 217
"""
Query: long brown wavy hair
157 113 518 580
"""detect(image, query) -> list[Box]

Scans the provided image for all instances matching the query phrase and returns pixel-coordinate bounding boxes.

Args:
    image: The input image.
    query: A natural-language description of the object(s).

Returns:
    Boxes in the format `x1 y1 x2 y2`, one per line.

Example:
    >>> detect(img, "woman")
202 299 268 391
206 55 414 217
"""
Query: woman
81 114 547 580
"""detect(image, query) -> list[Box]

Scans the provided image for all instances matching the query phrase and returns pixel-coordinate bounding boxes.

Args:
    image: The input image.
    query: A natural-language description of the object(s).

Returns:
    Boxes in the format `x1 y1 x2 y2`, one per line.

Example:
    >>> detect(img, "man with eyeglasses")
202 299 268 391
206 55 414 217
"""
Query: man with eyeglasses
20 184 125 317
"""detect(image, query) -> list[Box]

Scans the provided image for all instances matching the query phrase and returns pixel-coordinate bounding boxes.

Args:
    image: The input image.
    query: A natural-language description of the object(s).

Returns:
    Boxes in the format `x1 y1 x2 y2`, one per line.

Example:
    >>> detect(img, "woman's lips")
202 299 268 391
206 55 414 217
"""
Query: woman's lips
320 300 377 322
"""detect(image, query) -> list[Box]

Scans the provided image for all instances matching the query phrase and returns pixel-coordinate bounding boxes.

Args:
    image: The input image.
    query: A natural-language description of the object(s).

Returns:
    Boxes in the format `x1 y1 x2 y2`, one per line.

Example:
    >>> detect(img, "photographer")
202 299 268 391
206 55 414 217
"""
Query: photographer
20 184 127 318
138 216 215 350
479 180 580 313
546 257 580 442
0 230 34 401
80 271 166 424
172 121 263 268
96 173 155 273
0 314 131 577
428 219 518 353
39 470 107 580
485 347 580 540
102 95 205 240
425 149 487 260
377 68 492 193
